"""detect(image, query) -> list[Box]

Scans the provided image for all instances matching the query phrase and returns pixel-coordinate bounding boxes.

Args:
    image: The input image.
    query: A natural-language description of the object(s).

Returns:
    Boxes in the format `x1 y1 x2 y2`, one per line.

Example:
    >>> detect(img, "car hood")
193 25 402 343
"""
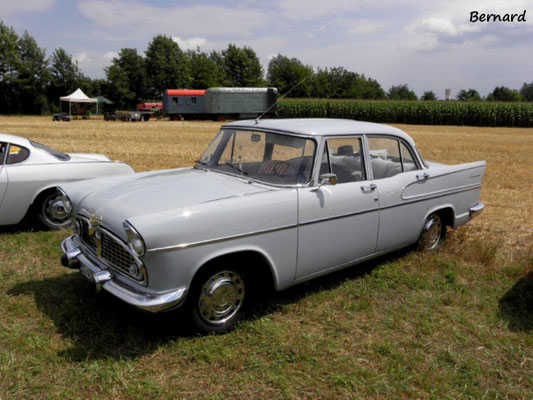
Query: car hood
68 153 111 162
72 168 272 235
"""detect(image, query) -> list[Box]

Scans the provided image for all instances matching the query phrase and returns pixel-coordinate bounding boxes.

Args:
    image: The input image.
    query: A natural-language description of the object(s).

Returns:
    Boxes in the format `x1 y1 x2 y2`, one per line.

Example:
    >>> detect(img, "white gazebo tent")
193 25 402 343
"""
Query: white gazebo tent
59 88 98 116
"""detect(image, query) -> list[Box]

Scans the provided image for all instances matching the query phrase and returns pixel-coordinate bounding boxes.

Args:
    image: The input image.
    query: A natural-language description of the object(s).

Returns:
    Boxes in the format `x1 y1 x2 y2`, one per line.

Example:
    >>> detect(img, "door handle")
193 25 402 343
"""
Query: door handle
416 172 430 180
360 183 377 192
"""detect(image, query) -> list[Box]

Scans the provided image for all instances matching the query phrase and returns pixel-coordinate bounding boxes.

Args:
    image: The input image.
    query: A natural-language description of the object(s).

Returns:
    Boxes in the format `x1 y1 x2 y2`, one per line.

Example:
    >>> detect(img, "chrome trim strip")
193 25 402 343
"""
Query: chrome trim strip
299 207 378 226
148 224 297 253
401 182 482 201
381 184 481 211
147 185 482 253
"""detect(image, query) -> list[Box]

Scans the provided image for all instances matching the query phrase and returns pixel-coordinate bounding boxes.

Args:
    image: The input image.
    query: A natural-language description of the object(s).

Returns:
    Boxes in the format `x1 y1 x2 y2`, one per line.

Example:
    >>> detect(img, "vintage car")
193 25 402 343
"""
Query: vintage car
59 119 486 333
0 133 134 229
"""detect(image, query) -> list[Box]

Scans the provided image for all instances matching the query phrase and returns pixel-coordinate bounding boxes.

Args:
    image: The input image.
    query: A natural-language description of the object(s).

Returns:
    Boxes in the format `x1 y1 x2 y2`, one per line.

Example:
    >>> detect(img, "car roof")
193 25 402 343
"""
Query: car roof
223 118 415 144
0 133 32 147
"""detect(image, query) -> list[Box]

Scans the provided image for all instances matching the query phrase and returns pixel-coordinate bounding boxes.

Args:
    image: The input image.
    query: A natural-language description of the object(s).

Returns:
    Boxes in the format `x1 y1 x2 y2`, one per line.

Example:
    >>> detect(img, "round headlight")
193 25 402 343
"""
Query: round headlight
123 221 146 257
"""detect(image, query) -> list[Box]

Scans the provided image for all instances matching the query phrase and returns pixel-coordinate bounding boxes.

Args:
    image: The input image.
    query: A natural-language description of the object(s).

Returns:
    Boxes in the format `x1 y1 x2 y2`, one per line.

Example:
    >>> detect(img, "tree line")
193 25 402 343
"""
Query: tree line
1 20 533 114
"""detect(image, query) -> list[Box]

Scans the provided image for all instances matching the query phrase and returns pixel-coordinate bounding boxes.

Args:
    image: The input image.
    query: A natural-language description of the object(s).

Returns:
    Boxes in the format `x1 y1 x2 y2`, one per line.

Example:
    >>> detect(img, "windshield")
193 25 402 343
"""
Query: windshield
30 140 71 161
198 129 316 185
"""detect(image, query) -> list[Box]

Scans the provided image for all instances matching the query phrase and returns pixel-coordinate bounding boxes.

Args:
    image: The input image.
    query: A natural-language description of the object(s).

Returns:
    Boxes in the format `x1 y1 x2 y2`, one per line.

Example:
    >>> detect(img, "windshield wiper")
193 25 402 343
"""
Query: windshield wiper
225 161 248 176
194 159 208 165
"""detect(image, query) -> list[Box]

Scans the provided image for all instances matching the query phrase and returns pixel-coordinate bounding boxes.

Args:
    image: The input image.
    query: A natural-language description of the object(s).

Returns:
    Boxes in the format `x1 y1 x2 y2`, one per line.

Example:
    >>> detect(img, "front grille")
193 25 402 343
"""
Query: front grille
77 216 141 281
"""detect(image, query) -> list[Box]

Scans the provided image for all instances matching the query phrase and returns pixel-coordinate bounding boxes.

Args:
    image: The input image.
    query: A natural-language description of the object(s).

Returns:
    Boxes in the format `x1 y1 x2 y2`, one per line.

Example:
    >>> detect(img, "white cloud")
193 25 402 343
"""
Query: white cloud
78 1 271 39
338 19 388 35
406 0 532 51
172 37 213 51
75 51 89 65
0 0 55 16
102 51 118 61
277 0 378 20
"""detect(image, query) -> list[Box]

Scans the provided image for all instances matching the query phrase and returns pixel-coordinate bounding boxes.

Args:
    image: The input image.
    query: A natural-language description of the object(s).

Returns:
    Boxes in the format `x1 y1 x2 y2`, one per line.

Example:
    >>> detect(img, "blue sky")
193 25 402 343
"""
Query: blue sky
2 0 532 98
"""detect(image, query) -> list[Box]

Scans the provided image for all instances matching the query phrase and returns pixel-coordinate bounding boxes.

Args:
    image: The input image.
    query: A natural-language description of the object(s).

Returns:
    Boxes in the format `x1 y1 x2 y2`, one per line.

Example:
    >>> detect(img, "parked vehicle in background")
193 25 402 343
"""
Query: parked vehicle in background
52 113 71 122
0 133 134 229
163 87 278 121
59 119 485 333
137 103 162 113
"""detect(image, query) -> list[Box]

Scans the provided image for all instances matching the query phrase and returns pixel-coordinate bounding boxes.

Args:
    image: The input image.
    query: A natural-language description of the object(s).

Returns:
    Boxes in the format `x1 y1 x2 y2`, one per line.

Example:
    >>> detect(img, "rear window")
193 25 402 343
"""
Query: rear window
6 145 30 164
30 140 71 161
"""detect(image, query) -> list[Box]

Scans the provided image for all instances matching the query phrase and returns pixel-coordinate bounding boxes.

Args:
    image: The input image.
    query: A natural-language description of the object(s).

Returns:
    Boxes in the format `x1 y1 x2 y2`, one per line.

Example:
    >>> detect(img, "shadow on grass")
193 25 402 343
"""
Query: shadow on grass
0 220 47 235
498 272 533 333
7 249 407 362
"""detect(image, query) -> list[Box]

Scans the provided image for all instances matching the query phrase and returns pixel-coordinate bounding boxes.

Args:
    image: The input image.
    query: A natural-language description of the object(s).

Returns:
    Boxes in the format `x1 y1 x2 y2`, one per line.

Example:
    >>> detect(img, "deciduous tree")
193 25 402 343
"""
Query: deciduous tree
220 44 264 87
387 84 417 100
145 35 190 98
456 89 481 102
106 48 147 108
267 54 313 97
421 91 437 101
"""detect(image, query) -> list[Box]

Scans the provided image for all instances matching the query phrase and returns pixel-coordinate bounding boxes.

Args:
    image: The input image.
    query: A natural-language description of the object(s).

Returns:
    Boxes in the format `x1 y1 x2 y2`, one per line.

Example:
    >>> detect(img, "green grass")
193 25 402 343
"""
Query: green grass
1 225 531 399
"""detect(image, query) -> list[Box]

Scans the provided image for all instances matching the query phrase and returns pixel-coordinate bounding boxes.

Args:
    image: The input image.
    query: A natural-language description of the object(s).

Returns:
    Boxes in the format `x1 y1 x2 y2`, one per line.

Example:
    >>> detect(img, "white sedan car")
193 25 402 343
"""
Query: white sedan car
60 119 486 333
0 133 134 228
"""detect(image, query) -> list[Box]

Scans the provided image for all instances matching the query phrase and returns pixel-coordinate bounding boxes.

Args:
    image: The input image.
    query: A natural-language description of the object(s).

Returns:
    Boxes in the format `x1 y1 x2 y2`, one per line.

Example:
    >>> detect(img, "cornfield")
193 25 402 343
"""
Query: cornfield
278 99 533 127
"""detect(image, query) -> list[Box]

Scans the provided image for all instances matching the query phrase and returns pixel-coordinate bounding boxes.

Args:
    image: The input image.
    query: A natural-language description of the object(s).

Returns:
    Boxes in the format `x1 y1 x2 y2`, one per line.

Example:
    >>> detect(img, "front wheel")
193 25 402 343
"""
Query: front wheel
190 267 246 334
37 190 71 229
417 213 444 252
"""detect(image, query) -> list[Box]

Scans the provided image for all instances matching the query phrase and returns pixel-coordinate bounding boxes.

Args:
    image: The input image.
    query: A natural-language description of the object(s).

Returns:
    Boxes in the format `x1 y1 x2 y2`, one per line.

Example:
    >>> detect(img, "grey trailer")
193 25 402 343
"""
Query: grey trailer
204 87 278 120
163 89 206 119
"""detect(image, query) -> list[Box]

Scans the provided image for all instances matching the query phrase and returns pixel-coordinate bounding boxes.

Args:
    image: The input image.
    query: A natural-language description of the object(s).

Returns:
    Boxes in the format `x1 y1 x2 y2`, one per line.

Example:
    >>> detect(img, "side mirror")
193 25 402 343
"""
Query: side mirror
319 173 337 186
311 173 337 191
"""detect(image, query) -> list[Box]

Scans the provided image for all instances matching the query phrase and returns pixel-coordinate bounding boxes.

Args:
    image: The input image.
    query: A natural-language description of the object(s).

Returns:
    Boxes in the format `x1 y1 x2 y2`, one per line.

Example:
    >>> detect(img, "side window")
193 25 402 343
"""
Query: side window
319 137 365 183
172 97 178 104
191 97 197 105
6 145 30 165
368 137 402 179
400 142 418 172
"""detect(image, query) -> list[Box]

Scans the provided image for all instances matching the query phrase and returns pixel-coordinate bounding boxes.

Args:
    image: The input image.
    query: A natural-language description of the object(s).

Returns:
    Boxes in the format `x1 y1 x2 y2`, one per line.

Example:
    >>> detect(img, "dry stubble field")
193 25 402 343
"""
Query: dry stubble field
0 116 531 399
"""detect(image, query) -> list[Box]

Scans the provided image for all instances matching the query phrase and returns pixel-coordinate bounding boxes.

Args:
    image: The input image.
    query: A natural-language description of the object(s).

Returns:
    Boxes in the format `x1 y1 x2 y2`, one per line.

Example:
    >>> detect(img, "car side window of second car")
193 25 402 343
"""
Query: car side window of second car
6 144 30 165
319 137 366 183
368 137 420 179
400 142 419 172
368 137 403 179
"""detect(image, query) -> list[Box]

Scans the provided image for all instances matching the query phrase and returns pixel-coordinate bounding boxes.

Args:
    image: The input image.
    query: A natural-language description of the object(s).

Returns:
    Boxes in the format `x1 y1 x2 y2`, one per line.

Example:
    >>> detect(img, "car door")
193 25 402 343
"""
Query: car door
296 136 379 280
366 136 424 251
0 143 32 225
0 142 8 210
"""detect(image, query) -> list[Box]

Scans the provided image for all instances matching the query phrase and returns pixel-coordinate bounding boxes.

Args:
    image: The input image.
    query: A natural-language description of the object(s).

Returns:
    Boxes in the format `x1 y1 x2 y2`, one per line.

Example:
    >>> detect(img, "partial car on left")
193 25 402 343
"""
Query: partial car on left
0 133 134 229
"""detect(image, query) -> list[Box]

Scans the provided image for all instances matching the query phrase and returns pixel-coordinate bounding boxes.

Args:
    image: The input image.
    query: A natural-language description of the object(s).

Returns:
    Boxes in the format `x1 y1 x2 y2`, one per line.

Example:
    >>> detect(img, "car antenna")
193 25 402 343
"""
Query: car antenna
254 73 314 124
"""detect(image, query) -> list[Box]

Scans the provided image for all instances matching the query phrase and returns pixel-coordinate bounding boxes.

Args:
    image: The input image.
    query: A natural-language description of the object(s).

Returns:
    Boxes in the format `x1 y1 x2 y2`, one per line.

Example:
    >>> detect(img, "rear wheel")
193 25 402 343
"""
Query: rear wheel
417 213 444 251
189 266 246 334
37 190 70 229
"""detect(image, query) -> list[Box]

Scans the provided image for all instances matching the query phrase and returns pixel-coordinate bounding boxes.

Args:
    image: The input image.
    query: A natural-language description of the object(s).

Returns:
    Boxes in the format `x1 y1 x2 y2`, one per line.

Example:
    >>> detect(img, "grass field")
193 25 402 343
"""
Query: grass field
0 116 531 399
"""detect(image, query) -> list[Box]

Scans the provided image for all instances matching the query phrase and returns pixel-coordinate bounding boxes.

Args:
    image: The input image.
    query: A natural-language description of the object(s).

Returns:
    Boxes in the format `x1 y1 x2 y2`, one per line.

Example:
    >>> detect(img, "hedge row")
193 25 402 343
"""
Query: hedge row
277 99 533 127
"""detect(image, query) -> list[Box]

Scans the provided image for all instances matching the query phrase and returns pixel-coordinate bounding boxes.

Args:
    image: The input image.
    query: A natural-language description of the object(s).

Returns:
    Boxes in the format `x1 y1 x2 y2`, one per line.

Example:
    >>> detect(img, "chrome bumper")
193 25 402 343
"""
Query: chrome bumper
60 235 187 313
469 202 485 218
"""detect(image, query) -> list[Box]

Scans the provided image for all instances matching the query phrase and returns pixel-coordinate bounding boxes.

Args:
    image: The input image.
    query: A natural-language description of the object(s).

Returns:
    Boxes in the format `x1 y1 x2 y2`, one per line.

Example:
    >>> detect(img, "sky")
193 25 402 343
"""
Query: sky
2 0 532 98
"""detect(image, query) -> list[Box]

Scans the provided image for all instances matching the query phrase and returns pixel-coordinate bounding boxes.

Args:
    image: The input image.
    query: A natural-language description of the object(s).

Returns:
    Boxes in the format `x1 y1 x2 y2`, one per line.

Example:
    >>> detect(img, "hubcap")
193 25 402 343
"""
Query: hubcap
422 215 442 251
43 194 70 225
198 271 244 325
